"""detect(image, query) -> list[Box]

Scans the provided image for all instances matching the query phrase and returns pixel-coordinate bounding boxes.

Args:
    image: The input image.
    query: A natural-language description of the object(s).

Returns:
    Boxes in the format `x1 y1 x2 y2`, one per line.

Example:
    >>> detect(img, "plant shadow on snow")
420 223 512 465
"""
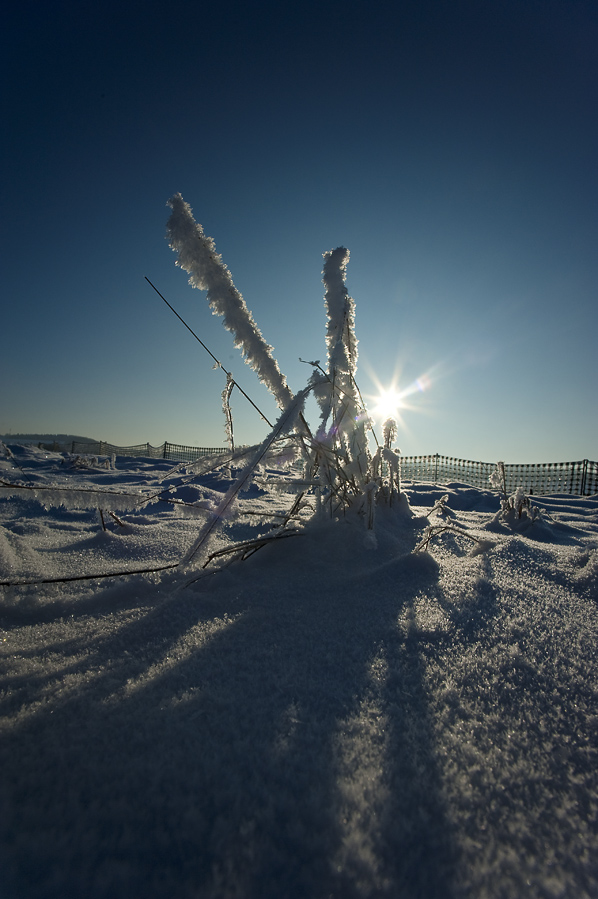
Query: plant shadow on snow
434 551 500 646
1 517 466 899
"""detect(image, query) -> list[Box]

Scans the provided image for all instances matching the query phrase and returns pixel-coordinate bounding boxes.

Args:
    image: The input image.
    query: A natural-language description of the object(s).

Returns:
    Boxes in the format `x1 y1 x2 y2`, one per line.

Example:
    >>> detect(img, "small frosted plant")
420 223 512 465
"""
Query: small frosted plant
489 463 543 528
370 418 401 506
494 486 542 526
430 494 454 518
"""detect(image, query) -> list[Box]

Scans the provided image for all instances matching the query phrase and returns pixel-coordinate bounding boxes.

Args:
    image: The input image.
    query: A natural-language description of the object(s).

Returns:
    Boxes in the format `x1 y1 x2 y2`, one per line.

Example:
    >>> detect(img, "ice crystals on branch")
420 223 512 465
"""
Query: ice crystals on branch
383 418 397 449
317 247 370 480
221 372 235 452
166 193 293 410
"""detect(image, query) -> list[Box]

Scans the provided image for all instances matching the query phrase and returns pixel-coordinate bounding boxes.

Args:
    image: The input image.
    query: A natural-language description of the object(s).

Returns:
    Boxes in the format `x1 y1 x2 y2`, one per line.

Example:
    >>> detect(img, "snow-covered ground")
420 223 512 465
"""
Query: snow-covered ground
1 443 597 899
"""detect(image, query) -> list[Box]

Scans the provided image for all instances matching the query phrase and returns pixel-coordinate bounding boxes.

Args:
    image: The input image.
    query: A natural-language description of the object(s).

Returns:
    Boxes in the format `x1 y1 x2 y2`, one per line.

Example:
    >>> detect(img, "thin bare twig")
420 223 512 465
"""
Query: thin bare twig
414 524 490 553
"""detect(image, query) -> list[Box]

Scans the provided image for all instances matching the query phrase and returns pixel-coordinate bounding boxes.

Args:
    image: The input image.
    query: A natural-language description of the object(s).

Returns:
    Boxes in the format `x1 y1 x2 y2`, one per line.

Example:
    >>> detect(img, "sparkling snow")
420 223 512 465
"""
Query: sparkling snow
1 444 597 898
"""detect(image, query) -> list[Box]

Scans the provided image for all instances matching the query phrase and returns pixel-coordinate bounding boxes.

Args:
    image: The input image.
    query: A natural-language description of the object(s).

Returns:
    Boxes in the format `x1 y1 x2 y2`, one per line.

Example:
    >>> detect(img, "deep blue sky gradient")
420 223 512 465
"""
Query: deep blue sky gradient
2 0 596 461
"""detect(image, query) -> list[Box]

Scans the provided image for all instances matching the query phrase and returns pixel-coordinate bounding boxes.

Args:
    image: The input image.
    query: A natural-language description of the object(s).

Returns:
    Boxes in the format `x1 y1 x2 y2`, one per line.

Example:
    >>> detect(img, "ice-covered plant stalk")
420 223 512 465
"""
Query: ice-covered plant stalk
383 418 397 450
490 461 507 502
181 386 310 569
221 372 235 451
317 247 370 486
166 194 293 410
371 417 401 504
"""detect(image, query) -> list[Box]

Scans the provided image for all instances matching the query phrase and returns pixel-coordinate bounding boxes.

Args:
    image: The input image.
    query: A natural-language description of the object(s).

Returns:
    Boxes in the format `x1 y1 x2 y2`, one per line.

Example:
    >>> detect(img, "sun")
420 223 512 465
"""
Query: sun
371 388 403 422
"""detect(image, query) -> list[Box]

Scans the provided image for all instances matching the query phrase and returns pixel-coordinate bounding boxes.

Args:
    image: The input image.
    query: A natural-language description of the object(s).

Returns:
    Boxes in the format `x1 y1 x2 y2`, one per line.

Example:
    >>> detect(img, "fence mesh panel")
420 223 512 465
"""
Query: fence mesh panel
41 441 225 462
400 454 597 496
162 443 228 462
36 441 597 496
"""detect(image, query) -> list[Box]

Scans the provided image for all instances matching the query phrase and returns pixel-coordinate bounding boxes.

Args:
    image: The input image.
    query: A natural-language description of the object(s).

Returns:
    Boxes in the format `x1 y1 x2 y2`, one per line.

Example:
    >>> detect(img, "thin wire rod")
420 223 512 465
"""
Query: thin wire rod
145 277 273 427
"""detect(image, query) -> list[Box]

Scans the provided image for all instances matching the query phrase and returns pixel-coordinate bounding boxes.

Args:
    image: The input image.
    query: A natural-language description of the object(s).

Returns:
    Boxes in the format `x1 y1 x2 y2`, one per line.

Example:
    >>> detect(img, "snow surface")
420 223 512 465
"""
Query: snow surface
1 444 598 899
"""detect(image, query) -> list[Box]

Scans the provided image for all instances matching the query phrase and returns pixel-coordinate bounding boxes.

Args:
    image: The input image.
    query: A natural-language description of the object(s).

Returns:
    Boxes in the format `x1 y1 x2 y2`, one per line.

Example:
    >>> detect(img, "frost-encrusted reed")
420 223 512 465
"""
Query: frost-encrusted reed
309 247 371 496
166 193 293 410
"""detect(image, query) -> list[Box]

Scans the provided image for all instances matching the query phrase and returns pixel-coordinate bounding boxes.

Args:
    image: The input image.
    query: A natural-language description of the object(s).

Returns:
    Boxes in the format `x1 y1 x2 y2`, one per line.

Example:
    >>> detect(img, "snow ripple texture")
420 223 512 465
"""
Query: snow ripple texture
1 447 598 899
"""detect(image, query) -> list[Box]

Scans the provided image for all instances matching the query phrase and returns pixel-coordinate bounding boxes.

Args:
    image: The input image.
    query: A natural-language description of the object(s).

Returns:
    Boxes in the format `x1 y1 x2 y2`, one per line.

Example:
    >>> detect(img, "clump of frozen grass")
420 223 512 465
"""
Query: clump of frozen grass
490 463 543 528
507 486 534 519
166 194 398 550
66 454 114 470
493 487 543 528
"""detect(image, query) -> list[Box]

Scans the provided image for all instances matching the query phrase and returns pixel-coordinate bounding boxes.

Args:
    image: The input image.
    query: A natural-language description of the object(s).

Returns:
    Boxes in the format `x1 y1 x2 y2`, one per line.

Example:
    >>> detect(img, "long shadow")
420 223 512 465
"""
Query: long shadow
0 522 460 899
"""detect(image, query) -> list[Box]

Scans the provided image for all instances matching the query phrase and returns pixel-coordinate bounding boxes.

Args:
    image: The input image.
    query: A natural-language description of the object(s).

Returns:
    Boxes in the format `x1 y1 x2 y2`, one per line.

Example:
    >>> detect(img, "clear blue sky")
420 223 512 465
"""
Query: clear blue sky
2 0 596 462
